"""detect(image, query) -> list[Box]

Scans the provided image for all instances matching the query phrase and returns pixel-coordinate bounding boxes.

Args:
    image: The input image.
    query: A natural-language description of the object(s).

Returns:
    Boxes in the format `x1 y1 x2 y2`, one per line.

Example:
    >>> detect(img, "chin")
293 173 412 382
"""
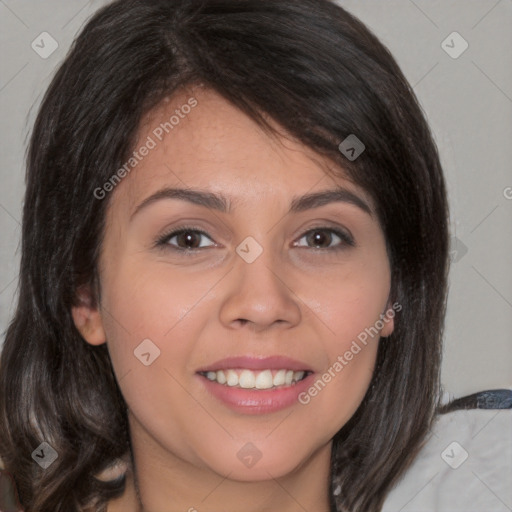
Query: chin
200 444 314 482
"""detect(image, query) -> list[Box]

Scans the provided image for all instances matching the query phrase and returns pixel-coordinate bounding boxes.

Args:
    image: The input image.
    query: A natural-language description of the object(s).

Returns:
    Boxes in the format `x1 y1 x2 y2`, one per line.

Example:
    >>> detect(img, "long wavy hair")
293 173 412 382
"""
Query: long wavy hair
0 0 450 510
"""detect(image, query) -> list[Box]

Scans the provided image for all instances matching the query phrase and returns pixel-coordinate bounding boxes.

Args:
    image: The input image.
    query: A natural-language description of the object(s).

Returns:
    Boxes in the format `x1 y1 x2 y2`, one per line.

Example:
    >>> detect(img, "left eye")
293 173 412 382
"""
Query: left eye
295 228 353 249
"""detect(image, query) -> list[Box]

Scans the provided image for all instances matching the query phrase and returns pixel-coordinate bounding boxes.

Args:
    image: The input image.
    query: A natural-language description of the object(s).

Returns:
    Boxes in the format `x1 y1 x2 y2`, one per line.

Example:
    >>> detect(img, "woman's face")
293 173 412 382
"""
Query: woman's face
74 87 393 484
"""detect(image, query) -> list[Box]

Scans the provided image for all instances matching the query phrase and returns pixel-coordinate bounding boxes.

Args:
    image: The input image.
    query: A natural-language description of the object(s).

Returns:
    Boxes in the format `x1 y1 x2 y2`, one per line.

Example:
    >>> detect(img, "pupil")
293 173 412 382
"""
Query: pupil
309 230 330 248
180 232 198 248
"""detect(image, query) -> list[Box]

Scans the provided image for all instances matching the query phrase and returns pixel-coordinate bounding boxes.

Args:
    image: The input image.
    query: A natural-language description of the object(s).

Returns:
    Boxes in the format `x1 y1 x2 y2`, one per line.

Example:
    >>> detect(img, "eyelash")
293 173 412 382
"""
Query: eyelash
155 224 355 253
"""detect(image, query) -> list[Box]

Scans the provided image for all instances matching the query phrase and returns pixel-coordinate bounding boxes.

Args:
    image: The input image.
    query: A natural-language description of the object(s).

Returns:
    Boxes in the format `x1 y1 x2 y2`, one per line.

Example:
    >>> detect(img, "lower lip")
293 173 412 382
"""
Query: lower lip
197 373 315 415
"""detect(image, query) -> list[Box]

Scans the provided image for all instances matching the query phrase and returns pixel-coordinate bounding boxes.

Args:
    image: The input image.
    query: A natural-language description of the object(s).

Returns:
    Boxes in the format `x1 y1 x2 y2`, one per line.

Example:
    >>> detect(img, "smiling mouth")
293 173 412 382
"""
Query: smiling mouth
198 368 312 390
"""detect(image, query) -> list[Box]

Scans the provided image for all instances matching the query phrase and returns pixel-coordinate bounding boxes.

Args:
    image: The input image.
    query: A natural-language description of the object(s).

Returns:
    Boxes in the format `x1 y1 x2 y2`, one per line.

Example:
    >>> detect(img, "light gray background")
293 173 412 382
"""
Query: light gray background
1 0 511 398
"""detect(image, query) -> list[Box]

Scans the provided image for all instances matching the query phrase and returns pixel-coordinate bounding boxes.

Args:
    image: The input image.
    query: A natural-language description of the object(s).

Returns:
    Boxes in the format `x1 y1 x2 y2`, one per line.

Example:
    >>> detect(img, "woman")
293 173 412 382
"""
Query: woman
0 0 450 510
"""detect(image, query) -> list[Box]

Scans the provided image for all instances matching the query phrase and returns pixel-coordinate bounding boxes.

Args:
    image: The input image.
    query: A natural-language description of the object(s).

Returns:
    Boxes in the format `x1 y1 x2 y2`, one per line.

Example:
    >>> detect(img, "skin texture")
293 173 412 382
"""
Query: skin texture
72 87 394 512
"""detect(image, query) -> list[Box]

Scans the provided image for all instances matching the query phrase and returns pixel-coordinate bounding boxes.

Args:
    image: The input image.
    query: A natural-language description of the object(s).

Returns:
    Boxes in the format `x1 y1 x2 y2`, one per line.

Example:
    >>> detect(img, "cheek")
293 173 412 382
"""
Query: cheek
308 255 390 346
98 260 201 392
99 256 233 406
98 264 208 453
298 257 389 428
306 344 378 441
102 252 222 341
301 283 383 436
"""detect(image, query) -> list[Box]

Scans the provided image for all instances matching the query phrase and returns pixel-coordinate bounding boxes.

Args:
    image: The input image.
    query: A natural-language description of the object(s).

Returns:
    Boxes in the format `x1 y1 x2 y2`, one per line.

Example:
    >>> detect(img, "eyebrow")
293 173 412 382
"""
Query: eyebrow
130 186 373 221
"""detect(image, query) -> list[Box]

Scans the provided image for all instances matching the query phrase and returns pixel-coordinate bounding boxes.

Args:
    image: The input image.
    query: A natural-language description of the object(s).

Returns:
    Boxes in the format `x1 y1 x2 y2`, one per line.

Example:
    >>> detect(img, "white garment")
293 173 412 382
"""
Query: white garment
382 408 512 512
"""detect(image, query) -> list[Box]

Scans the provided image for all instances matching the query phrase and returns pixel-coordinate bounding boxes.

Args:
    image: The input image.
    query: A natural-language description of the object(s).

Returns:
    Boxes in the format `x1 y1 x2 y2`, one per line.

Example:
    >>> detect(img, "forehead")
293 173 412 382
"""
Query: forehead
112 87 372 217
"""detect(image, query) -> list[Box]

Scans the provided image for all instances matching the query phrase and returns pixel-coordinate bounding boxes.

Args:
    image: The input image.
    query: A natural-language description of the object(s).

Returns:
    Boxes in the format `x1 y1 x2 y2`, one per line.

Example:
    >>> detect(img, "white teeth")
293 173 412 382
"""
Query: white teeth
226 370 239 387
255 369 273 389
273 369 286 386
216 370 227 385
239 370 256 389
203 368 308 390
295 371 305 382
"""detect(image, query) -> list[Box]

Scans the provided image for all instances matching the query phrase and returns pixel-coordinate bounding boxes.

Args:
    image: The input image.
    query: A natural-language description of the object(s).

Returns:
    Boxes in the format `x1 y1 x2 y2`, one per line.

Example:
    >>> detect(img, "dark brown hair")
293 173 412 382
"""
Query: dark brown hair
0 0 450 510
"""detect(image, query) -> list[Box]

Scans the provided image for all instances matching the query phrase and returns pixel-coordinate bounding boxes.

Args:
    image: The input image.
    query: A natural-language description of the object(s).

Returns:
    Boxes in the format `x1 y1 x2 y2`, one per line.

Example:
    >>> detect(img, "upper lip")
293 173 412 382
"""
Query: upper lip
196 356 313 373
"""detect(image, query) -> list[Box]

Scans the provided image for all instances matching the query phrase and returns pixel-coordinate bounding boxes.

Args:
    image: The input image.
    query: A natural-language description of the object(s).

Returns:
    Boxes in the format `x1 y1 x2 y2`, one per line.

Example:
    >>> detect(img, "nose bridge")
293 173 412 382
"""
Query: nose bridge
218 234 301 329
237 236 282 293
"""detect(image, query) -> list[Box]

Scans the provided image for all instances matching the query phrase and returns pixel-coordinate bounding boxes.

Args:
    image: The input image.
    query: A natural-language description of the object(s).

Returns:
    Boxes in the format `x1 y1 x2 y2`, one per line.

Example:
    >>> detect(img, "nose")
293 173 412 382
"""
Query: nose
218 244 301 333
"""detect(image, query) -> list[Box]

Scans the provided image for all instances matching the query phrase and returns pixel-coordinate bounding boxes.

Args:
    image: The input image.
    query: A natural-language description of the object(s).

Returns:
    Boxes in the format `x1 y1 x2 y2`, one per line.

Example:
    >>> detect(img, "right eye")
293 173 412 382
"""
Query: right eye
156 226 216 251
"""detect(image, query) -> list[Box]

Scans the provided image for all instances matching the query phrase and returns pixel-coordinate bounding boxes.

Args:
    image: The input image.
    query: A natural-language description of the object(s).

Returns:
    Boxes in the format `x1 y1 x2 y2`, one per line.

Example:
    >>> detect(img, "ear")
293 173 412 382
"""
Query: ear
71 284 106 346
379 299 396 338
